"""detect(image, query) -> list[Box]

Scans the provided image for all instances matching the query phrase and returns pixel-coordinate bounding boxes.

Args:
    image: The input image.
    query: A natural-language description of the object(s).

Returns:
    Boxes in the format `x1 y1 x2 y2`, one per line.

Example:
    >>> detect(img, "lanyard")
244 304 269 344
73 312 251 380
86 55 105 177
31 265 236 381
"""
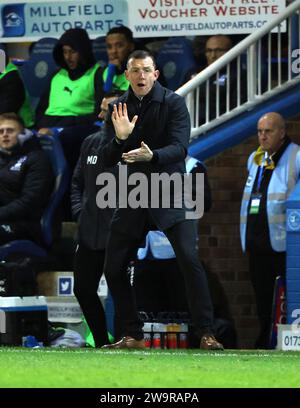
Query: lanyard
256 152 268 192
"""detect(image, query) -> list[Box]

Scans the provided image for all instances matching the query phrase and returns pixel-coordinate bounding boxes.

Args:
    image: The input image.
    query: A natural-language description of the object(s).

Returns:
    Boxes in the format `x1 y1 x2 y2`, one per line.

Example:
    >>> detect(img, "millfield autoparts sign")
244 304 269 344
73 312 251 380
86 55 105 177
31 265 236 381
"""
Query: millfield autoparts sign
0 0 287 42
0 0 128 42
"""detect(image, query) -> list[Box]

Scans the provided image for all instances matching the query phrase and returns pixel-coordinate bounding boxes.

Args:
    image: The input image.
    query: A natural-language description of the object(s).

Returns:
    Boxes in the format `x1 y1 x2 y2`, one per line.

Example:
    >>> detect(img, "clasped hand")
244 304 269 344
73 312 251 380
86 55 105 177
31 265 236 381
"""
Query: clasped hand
122 141 153 163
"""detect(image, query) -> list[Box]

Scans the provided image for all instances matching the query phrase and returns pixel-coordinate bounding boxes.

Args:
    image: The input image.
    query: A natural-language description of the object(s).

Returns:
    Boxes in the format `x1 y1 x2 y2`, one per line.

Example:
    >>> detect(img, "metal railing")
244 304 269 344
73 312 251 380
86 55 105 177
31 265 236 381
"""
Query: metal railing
176 0 300 141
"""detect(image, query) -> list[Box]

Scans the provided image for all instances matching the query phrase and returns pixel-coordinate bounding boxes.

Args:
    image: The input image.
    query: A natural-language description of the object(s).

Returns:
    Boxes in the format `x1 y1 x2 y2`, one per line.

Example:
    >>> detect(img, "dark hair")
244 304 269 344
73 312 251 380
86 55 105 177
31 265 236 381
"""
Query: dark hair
126 50 156 69
106 26 134 43
0 112 24 129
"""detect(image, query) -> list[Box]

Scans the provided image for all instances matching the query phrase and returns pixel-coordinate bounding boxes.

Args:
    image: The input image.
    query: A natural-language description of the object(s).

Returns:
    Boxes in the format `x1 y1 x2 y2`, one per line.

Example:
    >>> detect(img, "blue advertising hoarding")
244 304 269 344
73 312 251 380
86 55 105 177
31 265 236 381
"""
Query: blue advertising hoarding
0 0 128 41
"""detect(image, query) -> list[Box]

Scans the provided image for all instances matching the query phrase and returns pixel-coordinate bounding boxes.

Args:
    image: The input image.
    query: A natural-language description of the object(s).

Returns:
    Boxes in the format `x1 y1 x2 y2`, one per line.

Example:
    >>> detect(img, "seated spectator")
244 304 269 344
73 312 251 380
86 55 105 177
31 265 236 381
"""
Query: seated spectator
188 35 247 124
204 34 233 67
0 112 53 246
35 28 104 219
0 60 35 128
35 27 102 129
99 26 135 94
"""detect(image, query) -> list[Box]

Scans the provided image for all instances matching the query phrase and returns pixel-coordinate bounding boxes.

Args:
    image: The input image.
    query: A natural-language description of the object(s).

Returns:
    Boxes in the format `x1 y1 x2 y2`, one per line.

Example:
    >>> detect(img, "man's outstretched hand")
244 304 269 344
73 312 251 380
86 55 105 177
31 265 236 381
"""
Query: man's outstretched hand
112 103 138 141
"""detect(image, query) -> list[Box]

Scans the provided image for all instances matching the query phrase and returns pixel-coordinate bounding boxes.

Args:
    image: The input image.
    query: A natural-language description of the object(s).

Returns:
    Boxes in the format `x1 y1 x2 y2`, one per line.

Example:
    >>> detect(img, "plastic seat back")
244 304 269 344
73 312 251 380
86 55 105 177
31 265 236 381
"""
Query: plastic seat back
38 134 70 247
156 37 197 90
18 37 58 108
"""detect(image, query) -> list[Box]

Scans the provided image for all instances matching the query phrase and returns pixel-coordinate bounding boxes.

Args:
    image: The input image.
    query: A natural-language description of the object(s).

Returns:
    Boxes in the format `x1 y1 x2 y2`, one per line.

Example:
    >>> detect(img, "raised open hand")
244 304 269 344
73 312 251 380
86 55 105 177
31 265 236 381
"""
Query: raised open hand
112 103 138 141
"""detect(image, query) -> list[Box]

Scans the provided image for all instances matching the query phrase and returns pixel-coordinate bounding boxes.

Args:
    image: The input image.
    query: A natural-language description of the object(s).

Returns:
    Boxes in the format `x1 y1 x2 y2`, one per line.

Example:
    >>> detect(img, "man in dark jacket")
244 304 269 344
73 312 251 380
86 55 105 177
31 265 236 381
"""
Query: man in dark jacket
71 91 123 347
101 50 223 350
0 112 53 246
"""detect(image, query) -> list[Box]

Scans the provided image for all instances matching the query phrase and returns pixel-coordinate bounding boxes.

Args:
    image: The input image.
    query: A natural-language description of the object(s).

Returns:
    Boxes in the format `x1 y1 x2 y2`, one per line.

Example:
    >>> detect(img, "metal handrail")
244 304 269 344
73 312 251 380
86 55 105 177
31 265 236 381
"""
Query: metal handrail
177 0 300 141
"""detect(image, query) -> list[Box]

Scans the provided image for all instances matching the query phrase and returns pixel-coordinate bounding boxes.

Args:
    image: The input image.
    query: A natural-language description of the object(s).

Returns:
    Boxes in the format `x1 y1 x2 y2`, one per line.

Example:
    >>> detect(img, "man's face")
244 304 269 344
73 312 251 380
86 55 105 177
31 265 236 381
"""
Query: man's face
125 57 159 97
0 119 22 151
106 33 134 69
62 45 80 70
98 95 119 121
205 36 231 66
257 116 285 155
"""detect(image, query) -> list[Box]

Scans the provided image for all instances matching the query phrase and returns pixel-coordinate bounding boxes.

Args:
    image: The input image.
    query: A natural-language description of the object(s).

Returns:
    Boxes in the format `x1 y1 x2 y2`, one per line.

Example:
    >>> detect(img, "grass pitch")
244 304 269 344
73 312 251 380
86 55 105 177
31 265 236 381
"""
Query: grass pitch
0 348 300 388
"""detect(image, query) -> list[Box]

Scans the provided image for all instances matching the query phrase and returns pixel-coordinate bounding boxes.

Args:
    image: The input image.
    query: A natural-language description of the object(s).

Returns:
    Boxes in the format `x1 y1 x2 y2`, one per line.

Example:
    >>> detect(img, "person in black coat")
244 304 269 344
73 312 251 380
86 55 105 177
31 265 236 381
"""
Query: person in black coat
71 91 123 347
0 112 53 246
100 50 223 350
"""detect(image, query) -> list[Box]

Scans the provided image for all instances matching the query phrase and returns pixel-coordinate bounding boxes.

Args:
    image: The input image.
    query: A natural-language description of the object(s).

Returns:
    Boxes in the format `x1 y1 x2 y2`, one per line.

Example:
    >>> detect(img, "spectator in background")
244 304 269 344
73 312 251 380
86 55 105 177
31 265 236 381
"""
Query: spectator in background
35 28 104 219
71 91 123 347
240 112 300 348
36 28 102 130
204 35 232 67
99 26 135 95
0 61 35 128
35 28 103 174
0 112 53 245
186 34 247 125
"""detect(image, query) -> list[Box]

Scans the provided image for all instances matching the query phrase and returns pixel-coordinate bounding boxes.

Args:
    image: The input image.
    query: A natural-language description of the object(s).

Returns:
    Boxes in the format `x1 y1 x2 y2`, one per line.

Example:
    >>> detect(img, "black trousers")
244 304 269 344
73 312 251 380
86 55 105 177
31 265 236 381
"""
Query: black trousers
249 251 286 349
104 219 214 341
73 244 109 347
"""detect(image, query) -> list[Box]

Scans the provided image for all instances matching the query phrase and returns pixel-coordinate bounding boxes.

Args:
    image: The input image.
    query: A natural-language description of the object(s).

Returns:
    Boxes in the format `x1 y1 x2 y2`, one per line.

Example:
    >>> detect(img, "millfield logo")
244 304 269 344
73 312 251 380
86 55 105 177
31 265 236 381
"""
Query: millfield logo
95 165 204 220
0 50 6 73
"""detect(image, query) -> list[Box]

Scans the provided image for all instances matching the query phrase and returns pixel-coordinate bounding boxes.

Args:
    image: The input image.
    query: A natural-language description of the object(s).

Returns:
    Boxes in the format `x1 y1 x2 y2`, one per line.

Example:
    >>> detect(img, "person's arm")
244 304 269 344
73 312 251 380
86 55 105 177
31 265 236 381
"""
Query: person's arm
70 152 84 221
122 94 189 165
93 65 105 117
150 94 190 164
0 70 25 113
0 150 53 221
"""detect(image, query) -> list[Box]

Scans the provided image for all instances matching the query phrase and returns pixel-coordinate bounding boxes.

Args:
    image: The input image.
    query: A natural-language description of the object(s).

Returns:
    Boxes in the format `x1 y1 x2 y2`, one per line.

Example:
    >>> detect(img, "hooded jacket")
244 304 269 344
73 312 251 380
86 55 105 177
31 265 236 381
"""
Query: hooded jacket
0 130 54 244
35 28 102 128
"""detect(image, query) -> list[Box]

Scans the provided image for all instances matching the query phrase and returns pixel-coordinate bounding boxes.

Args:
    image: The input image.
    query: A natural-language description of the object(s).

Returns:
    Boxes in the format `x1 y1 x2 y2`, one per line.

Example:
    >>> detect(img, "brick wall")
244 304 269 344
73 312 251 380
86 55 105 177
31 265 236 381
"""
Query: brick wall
198 116 300 348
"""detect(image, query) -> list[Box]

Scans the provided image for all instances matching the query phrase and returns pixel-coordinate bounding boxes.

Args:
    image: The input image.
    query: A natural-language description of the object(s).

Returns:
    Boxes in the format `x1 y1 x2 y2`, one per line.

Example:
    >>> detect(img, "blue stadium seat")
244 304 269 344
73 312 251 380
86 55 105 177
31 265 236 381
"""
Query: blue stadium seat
92 36 108 68
0 133 70 260
156 37 197 90
137 231 175 260
18 37 58 108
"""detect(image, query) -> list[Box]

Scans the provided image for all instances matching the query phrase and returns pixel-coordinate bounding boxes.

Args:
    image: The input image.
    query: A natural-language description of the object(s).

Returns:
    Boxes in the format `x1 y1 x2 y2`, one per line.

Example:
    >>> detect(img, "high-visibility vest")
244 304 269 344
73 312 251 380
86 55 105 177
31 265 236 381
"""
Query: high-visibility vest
240 143 300 252
45 63 100 117
0 62 35 128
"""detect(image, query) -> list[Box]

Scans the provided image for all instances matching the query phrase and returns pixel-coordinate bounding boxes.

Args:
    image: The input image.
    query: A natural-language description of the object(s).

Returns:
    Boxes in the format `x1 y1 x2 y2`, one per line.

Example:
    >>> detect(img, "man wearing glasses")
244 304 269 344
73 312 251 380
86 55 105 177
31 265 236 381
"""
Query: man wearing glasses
192 34 247 125
100 50 224 351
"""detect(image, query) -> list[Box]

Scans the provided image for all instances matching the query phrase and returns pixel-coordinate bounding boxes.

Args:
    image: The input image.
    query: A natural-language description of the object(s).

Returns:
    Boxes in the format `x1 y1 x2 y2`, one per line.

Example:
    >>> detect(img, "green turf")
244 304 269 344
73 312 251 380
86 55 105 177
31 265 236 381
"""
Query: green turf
0 348 300 388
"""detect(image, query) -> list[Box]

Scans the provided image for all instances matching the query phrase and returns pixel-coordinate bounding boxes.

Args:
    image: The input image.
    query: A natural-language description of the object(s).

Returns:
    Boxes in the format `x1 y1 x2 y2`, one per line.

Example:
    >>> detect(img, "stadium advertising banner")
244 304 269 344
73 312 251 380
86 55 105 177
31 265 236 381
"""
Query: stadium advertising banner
0 0 128 42
128 0 287 37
